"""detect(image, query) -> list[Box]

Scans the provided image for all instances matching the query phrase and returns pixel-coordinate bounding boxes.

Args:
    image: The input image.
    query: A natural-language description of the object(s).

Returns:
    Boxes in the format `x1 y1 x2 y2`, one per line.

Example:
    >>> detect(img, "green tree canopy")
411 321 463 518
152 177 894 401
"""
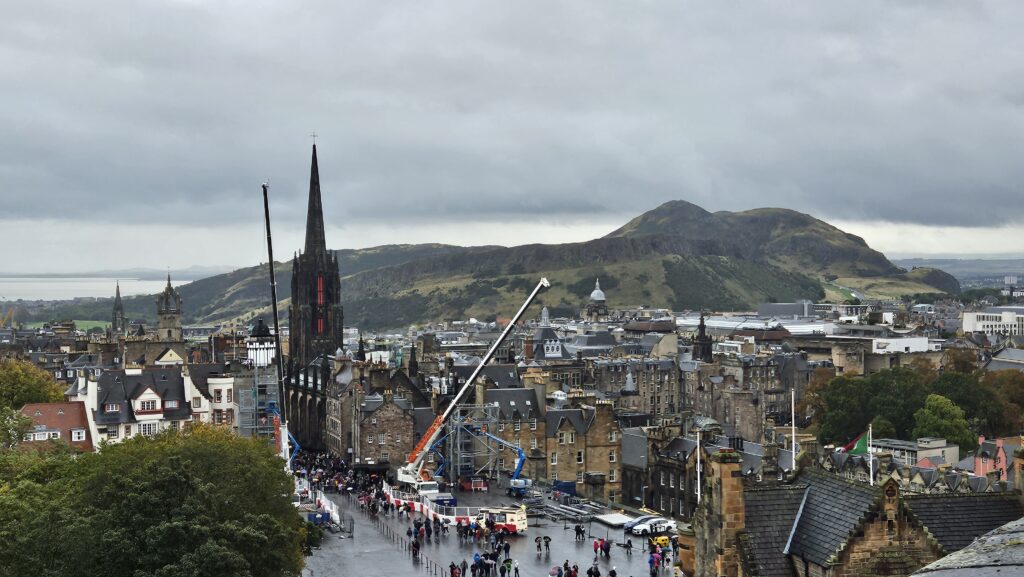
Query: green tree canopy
913 394 977 452
818 375 872 445
0 425 305 577
867 368 928 440
870 415 896 439
0 359 64 410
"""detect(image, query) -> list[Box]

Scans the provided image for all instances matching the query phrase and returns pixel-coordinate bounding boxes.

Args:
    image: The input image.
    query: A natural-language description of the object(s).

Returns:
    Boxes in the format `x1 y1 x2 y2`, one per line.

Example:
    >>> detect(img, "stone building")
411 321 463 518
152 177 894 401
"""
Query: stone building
356 390 415 468
687 448 1024 577
543 399 622 502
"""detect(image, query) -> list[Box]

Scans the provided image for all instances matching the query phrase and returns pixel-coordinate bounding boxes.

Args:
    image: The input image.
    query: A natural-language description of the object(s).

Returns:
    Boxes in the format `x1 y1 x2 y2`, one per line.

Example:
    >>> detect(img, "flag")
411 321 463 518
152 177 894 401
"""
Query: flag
843 432 869 455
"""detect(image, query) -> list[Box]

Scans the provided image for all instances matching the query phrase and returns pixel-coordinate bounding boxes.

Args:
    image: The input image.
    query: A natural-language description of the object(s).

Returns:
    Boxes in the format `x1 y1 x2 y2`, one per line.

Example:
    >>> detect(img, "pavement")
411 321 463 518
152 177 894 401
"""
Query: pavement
301 491 672 577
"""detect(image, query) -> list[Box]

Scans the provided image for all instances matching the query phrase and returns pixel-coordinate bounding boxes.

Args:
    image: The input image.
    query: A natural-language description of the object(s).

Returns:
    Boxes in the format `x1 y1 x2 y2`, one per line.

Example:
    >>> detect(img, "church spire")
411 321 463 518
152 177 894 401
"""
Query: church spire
303 144 327 256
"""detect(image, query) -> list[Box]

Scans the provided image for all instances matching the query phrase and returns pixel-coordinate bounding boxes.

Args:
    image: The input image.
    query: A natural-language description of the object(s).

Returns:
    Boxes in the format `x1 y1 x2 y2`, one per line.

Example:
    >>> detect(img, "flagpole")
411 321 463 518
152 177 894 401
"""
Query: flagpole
696 430 702 504
868 423 874 486
791 389 797 471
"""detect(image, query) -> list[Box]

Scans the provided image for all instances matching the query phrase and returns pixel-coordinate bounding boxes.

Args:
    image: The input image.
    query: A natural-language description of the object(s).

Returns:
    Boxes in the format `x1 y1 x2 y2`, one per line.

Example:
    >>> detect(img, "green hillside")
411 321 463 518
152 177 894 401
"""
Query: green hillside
29 202 960 331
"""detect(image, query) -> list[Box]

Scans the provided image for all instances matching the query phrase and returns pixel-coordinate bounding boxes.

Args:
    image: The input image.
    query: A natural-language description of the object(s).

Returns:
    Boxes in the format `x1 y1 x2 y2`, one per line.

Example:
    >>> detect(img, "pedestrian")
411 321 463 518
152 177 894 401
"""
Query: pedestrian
536 536 542 553
461 559 469 577
503 541 511 560
608 568 617 577
625 539 633 556
513 560 520 577
594 539 600 555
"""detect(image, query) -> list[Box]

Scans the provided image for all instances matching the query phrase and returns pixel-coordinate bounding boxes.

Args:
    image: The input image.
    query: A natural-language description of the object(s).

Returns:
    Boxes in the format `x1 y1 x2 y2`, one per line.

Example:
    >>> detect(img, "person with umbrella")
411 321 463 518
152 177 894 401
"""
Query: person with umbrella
543 535 552 553
536 536 543 553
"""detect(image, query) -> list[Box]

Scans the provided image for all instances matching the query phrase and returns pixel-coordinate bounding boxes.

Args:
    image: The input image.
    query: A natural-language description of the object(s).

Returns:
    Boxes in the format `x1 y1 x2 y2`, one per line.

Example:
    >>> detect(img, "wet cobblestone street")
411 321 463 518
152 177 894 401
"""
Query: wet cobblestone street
301 492 671 577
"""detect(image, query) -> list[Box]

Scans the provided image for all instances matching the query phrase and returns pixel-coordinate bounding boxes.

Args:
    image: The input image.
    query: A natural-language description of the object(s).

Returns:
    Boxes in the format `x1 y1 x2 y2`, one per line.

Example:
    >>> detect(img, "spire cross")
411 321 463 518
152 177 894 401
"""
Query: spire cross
310 131 318 145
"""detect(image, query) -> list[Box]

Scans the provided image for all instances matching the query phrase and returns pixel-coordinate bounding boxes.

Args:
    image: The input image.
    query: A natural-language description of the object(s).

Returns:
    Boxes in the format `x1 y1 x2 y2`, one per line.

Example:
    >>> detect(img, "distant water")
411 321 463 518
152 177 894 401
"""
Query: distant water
0 277 190 301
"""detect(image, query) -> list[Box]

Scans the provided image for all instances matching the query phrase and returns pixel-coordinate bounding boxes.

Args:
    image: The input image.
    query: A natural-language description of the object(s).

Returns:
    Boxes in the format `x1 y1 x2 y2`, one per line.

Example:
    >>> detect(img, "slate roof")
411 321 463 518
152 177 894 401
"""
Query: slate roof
786 469 881 567
912 516 1024 577
186 363 224 397
452 365 522 389
905 492 1024 554
545 408 592 436
485 388 541 420
740 485 807 577
93 368 193 426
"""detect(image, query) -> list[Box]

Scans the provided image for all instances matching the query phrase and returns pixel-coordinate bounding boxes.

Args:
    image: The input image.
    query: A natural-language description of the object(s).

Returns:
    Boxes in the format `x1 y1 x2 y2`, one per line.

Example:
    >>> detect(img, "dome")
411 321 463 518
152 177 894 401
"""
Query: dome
590 278 606 302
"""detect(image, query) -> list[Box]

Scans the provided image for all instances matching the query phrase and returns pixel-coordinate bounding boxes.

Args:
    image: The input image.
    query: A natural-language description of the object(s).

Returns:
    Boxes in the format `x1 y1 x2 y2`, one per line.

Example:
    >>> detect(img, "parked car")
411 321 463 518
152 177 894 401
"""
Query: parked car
632 518 676 536
623 515 661 530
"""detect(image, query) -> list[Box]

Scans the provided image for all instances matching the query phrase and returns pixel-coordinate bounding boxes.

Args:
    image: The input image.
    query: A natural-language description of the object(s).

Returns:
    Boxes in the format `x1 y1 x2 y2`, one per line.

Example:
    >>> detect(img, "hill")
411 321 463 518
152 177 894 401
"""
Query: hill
31 202 961 330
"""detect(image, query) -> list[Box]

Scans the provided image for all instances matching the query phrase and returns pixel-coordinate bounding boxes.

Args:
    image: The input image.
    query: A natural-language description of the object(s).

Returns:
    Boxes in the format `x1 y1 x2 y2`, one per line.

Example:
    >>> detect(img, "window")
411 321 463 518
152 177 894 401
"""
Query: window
71 429 86 442
550 453 557 465
576 451 584 464
367 434 374 444
105 403 119 413
192 397 201 408
140 422 158 437
499 443 505 452
558 432 566 445
498 458 506 469
609 468 617 482
170 421 180 431
669 473 675 488
379 433 386 445
23 433 33 442
395 434 401 444
569 432 575 444
530 419 537 431
609 451 616 463
226 389 232 403
165 400 178 409
140 400 157 411
215 390 222 403
498 423 505 432
427 452 434 462
514 420 521 432
381 452 390 462
608 431 617 443
123 425 132 437
107 427 119 439
49 431 60 439
530 437 538 449
550 470 558 481
577 471 584 484
660 471 666 486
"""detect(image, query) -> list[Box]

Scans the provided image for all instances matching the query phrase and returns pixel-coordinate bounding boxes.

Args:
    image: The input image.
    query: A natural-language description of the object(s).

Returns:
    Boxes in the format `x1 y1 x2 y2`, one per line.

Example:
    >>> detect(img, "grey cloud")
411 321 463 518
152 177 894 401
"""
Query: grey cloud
1 0 1022 233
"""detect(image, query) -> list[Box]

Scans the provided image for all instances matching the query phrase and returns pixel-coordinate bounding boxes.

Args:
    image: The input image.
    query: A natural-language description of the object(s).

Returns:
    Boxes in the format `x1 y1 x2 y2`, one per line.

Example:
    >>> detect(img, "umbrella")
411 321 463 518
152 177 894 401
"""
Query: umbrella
535 537 542 543
543 536 552 542
549 568 559 576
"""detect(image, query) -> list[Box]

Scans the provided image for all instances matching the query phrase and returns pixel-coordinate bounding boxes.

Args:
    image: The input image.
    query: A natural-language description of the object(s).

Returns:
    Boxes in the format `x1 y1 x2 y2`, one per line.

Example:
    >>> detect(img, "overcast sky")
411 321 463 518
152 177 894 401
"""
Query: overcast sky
3 0 1023 273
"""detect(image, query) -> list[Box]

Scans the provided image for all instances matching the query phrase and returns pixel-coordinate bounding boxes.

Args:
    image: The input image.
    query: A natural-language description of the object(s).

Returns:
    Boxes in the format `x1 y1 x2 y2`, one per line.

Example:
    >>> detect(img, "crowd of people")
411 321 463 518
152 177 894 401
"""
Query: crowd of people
294 451 680 577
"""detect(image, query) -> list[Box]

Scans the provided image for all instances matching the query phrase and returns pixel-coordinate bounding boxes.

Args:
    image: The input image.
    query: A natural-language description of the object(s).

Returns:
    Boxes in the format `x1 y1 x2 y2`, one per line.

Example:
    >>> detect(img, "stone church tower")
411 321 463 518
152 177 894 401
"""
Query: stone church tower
156 274 183 342
289 144 344 367
111 281 126 337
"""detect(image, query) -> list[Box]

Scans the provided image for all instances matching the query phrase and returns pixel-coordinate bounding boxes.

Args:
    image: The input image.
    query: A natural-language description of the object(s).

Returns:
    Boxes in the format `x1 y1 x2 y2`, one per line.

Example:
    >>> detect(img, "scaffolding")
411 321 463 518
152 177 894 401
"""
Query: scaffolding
441 403 500 486
237 364 280 440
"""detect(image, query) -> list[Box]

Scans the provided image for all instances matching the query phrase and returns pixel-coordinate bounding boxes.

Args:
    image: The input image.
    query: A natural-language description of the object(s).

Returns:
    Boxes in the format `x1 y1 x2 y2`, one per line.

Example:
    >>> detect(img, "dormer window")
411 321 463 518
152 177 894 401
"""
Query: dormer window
165 400 179 409
105 403 119 413
139 400 157 412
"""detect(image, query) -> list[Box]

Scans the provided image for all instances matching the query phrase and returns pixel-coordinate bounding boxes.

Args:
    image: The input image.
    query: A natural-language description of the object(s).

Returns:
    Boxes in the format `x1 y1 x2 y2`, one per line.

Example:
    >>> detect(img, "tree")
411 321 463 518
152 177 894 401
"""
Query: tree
0 425 305 577
867 368 928 440
913 395 977 452
0 407 33 449
818 375 872 445
942 348 979 375
870 415 896 439
796 367 835 431
0 359 64 410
